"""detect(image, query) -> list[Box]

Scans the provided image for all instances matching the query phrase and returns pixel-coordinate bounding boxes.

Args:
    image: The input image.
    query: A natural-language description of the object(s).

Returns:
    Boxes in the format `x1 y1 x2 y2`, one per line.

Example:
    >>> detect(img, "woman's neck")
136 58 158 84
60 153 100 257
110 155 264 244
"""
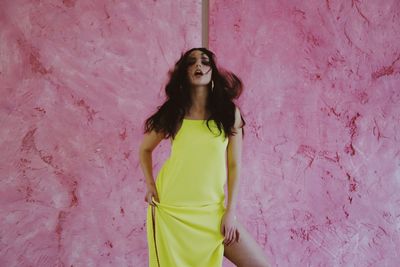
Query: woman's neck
186 86 210 118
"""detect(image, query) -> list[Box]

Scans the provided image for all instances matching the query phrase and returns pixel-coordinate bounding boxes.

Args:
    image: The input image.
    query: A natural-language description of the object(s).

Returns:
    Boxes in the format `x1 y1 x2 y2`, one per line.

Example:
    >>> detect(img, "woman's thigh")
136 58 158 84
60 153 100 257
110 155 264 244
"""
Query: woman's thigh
223 220 271 267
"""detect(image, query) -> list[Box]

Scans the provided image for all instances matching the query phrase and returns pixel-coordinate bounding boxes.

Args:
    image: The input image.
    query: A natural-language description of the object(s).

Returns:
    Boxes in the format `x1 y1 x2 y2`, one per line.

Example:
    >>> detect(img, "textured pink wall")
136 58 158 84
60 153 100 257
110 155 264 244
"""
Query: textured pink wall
0 1 201 266
2 0 399 266
210 0 400 266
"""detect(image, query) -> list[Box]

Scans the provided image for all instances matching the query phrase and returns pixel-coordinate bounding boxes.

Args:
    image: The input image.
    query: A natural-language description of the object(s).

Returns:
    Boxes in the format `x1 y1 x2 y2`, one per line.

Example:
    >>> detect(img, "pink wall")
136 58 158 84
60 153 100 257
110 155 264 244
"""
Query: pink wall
210 0 400 266
0 1 201 266
1 0 399 266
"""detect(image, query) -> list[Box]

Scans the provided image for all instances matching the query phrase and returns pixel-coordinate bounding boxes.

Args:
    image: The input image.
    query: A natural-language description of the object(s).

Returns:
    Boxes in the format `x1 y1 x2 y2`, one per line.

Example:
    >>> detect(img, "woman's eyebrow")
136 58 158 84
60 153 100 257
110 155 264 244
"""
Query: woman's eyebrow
188 56 209 60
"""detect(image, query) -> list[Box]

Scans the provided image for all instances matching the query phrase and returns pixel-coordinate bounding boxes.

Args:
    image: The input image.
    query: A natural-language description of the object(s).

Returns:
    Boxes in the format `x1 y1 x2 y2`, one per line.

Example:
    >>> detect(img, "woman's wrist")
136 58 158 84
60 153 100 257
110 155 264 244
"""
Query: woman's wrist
146 179 156 187
225 209 237 220
226 206 237 213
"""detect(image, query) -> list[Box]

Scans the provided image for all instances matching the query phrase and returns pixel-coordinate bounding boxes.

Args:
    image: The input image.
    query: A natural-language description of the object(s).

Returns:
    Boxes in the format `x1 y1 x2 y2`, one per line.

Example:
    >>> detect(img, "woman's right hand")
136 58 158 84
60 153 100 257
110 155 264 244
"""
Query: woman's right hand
144 183 160 206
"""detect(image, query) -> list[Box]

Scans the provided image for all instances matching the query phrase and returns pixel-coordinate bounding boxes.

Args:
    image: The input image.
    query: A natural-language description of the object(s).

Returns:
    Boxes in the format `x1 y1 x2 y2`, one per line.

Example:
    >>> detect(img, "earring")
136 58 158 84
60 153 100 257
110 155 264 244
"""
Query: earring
211 80 214 92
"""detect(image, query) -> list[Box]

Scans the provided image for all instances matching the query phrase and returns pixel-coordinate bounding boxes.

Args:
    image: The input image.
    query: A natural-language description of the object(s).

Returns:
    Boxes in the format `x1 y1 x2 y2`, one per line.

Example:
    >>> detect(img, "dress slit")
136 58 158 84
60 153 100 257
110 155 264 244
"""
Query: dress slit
151 204 161 267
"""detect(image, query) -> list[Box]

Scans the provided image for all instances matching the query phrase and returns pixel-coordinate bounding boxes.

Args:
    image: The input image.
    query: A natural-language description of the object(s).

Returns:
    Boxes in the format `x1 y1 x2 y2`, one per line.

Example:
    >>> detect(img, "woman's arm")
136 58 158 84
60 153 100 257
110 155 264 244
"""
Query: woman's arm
138 129 165 204
226 106 244 213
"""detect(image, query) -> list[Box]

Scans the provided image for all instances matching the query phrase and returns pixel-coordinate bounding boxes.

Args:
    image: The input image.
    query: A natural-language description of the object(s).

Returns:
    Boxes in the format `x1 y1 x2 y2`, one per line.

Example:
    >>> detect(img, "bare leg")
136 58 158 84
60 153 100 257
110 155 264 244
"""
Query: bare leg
223 220 271 267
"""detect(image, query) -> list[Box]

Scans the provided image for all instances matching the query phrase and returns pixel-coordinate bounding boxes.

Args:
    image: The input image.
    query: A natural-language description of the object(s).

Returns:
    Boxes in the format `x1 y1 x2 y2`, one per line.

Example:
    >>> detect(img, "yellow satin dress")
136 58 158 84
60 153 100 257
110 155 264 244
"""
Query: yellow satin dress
147 118 229 267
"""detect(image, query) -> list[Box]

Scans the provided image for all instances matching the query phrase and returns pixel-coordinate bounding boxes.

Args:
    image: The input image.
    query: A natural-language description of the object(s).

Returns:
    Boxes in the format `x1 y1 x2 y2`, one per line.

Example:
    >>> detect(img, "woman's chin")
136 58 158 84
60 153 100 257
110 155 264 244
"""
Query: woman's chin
189 84 210 89
189 80 211 86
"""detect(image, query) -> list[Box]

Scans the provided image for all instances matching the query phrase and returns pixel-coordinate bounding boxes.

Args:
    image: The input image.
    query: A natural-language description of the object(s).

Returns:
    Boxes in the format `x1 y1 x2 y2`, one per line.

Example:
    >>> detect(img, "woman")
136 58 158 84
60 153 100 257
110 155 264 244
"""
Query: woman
139 47 270 267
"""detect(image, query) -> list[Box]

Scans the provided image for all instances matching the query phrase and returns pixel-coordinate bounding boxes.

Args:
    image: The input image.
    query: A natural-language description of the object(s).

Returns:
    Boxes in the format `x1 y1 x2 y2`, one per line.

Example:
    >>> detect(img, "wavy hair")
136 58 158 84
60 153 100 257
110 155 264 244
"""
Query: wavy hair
142 47 246 140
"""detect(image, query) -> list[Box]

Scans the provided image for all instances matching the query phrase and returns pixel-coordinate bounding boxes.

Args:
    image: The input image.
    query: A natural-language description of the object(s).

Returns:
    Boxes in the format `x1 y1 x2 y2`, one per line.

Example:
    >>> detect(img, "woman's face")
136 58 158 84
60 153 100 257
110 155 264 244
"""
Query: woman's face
186 50 212 87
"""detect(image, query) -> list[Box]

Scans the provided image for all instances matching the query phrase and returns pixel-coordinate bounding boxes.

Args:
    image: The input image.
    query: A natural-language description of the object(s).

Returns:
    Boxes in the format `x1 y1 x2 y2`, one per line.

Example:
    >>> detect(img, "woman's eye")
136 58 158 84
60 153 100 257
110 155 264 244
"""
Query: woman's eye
186 59 210 65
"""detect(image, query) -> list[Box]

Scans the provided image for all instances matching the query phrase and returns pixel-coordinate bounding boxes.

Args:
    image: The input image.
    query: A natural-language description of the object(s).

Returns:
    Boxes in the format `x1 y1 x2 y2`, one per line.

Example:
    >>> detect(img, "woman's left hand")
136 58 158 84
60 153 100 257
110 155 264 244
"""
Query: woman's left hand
220 210 239 246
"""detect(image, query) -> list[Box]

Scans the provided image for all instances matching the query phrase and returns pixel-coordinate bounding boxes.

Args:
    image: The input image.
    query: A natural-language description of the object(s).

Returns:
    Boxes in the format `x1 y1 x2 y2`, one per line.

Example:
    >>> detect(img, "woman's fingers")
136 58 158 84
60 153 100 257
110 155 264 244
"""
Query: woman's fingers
222 224 240 245
223 228 230 245
154 193 160 202
151 197 157 206
224 227 239 246
230 228 237 245
146 193 155 206
150 195 156 206
227 228 235 245
224 227 233 245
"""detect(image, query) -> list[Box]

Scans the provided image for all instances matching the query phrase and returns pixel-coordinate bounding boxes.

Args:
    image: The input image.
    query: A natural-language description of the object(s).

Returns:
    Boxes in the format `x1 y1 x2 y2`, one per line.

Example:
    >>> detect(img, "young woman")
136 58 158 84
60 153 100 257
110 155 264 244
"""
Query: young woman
139 47 270 267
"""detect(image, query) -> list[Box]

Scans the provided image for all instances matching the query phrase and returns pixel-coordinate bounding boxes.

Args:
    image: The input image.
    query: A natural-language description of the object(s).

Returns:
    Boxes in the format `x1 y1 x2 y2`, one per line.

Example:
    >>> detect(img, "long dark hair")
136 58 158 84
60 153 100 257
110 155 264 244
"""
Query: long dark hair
143 47 246 140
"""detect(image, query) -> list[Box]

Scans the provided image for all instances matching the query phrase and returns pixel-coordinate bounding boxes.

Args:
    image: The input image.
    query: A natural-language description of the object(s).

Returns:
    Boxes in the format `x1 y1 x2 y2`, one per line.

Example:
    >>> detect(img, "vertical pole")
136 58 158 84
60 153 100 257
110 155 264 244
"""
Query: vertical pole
202 0 209 48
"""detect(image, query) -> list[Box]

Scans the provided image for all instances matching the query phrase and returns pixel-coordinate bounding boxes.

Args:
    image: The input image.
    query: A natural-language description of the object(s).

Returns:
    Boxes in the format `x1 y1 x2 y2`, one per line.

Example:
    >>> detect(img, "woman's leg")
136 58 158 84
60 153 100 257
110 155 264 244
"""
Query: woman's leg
223 220 271 267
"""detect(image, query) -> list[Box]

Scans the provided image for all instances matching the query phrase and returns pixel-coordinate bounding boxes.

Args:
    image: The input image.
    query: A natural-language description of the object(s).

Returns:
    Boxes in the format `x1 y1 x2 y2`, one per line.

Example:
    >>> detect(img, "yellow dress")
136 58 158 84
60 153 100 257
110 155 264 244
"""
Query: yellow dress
146 118 229 267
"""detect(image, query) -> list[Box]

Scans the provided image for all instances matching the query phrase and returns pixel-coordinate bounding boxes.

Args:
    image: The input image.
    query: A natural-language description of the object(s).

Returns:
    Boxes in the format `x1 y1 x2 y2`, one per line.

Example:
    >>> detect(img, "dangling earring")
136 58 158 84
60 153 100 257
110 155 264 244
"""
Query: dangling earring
211 80 214 93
